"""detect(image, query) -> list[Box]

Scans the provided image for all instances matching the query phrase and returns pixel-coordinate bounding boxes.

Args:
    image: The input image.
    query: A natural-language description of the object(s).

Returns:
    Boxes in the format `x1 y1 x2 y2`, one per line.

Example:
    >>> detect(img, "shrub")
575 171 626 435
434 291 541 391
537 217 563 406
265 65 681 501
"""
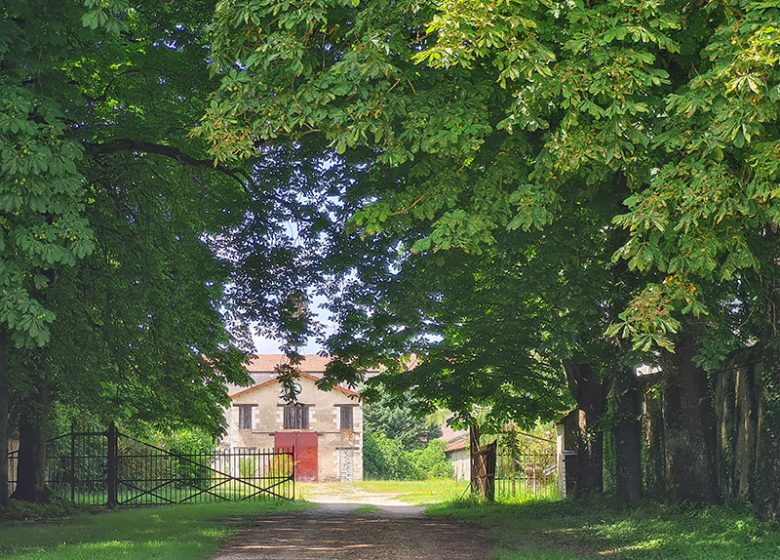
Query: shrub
405 440 454 479
264 453 294 478
364 432 411 479
239 457 257 478
364 433 452 480
152 428 217 489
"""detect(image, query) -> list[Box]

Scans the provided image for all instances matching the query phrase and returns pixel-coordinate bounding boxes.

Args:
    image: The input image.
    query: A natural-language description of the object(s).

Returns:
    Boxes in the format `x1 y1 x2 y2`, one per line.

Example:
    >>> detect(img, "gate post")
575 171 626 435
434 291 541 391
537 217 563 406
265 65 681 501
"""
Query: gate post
483 441 497 502
70 423 76 503
106 422 118 507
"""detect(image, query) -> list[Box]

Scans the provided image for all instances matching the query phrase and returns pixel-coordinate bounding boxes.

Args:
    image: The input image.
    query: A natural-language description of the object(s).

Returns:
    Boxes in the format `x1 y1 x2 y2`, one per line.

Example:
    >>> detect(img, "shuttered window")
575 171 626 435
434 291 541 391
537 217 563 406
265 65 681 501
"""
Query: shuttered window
238 405 253 429
283 404 309 429
339 406 354 430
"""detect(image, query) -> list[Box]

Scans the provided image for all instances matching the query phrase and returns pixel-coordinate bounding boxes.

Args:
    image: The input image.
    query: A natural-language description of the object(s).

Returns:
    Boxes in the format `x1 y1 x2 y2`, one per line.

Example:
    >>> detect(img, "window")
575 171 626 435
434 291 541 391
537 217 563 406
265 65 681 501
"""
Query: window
283 404 309 429
339 406 354 430
237 405 254 429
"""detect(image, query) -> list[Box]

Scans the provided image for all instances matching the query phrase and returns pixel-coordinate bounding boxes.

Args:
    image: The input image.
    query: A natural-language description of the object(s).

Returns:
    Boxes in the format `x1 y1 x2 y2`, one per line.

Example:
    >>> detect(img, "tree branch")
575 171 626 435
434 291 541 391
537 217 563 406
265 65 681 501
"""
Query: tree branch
85 139 248 182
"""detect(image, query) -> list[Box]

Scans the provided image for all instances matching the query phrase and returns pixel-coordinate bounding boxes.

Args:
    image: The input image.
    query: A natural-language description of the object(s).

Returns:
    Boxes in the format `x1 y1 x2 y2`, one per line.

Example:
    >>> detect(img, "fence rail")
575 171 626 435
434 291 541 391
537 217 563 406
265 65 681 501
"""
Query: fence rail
495 452 557 498
7 424 295 505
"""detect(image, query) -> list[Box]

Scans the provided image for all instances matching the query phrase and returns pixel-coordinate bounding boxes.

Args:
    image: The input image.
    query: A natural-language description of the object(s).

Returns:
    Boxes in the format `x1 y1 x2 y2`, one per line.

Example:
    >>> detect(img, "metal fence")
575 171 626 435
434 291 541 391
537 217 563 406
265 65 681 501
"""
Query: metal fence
495 452 558 499
8 424 295 505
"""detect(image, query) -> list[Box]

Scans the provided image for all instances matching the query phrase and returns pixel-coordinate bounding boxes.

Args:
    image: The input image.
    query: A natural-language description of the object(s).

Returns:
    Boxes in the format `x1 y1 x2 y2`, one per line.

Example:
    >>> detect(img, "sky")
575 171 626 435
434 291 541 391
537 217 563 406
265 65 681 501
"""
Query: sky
251 293 335 354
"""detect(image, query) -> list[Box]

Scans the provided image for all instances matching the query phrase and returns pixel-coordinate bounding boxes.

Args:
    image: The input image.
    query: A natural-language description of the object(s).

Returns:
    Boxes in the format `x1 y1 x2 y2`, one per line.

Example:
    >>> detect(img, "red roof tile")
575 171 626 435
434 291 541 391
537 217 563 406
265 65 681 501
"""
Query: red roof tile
229 370 361 399
245 354 335 373
444 434 469 453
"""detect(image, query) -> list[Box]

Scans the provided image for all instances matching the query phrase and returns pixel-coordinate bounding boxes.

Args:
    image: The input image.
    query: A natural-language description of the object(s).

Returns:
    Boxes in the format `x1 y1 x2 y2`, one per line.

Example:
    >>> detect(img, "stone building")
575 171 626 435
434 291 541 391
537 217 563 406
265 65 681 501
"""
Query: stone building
222 355 366 482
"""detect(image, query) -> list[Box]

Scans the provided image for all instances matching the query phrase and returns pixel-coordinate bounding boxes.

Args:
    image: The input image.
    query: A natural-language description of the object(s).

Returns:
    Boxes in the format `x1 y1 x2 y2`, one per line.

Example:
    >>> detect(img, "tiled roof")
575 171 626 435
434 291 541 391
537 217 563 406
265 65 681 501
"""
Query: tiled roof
246 354 334 373
444 433 469 453
228 370 361 399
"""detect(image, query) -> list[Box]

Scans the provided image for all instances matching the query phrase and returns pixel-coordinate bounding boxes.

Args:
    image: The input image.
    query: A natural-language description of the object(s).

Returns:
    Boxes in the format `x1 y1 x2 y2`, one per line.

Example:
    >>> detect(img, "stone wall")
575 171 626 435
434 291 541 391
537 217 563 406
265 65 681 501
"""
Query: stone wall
223 375 363 482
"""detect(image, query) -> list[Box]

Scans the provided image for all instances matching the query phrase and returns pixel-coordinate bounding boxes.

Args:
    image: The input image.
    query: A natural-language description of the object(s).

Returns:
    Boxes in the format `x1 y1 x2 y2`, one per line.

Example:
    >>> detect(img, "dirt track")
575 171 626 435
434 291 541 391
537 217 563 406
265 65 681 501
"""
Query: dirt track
210 488 490 560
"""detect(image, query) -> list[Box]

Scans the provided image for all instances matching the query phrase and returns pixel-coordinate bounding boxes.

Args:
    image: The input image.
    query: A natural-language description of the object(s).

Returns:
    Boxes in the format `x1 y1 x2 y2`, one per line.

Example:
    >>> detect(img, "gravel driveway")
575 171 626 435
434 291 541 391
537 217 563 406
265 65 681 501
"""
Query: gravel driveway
210 487 491 560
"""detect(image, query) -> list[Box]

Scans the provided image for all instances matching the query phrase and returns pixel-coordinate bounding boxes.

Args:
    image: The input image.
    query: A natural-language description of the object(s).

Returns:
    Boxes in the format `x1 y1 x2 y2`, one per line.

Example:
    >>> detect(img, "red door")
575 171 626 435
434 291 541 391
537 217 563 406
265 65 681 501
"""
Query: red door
275 432 318 482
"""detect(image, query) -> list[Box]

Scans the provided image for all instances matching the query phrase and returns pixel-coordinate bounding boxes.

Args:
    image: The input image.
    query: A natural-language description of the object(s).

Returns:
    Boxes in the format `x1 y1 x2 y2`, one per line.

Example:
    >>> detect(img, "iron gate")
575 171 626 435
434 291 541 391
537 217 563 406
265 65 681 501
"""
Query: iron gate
7 424 295 505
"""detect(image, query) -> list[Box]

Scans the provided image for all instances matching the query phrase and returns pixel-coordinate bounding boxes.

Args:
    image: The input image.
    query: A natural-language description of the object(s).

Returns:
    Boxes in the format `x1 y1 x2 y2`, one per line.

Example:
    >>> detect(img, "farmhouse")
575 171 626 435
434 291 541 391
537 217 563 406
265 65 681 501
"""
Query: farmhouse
222 355 366 482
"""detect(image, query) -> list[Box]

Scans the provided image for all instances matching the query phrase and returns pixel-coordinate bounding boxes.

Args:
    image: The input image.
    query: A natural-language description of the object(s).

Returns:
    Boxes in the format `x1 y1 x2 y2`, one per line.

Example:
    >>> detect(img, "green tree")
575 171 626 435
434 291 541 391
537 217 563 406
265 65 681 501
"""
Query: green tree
364 399 441 450
0 0 95 505
202 0 780 508
3 0 329 503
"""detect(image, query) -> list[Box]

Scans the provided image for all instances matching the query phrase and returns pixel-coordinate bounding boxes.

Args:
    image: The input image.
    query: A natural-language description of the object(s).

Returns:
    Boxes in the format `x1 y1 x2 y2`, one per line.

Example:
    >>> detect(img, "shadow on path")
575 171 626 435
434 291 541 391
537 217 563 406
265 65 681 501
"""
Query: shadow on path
211 487 491 560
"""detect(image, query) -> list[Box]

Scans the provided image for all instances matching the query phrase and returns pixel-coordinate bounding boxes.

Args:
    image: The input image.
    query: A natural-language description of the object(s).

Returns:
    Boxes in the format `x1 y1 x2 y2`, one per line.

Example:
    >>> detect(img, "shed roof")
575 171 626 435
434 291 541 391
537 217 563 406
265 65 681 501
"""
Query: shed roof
444 433 469 453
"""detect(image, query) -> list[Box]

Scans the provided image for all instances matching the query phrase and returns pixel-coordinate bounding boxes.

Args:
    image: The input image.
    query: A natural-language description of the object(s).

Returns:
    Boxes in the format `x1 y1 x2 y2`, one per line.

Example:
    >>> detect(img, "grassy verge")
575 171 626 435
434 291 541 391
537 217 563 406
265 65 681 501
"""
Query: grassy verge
430 497 780 559
296 479 469 505
0 500 309 560
352 480 469 505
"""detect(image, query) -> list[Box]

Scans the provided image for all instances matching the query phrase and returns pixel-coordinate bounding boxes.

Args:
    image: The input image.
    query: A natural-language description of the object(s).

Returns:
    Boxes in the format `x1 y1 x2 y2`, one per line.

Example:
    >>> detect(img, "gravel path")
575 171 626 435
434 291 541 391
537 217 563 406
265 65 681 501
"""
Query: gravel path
210 487 491 560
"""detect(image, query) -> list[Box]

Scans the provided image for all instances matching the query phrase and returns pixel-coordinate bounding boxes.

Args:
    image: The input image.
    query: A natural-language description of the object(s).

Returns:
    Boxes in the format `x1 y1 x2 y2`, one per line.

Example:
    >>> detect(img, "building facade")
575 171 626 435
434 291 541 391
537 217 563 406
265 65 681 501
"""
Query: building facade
222 355 364 482
444 433 470 481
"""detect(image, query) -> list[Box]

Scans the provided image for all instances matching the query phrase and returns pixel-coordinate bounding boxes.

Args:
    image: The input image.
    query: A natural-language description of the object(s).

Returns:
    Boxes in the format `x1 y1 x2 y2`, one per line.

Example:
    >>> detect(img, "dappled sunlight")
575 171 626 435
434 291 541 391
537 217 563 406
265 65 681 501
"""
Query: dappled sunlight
434 499 780 560
0 501 307 560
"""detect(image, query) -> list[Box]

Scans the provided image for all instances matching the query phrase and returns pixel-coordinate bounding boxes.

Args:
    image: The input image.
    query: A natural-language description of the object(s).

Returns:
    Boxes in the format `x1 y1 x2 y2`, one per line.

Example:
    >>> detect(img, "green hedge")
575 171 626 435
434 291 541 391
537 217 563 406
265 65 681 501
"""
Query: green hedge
364 432 453 480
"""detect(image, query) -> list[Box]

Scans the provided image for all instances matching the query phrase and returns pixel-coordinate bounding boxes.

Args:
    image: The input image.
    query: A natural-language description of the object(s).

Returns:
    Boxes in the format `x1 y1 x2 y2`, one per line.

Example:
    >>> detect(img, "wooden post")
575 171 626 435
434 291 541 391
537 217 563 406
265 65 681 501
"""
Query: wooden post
106 422 118 508
469 423 482 498
483 441 497 502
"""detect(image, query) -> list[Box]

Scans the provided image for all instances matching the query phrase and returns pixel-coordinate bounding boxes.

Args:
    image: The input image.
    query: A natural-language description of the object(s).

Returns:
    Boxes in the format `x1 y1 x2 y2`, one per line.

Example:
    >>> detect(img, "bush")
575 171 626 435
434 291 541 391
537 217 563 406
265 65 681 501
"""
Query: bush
239 457 256 478
364 433 452 480
264 453 294 478
364 432 410 479
364 401 442 450
405 440 454 479
152 428 217 489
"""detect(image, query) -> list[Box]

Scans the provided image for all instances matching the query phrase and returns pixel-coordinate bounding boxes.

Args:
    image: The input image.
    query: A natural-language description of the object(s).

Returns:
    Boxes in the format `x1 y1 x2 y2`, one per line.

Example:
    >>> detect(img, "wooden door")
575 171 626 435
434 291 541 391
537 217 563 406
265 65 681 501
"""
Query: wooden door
275 432 318 482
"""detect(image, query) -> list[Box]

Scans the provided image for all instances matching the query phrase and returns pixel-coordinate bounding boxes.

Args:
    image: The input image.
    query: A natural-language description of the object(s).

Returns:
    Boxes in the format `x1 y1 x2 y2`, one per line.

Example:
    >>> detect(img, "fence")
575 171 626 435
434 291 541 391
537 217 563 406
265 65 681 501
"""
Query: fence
8 424 295 505
469 431 559 501
495 452 558 499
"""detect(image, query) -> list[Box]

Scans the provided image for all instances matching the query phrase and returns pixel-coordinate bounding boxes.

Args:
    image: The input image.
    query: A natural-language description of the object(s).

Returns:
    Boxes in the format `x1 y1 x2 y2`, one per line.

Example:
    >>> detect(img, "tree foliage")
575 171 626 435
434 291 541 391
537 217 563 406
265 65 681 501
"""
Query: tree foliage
364 399 442 450
1 0 339 503
203 0 780 352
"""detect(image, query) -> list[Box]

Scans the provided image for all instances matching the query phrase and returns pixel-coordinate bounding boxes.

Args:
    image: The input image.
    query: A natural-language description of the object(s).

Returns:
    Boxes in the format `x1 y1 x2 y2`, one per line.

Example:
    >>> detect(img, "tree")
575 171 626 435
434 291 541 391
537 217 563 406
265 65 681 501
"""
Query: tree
0 0 96 504
3 0 331 502
202 0 780 507
364 399 441 451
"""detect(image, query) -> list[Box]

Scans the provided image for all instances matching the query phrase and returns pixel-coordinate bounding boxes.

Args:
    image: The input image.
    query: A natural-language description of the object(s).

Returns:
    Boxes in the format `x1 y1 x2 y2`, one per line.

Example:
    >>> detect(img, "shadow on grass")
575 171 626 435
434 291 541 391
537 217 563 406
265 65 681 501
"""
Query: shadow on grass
0 500 308 560
429 496 780 560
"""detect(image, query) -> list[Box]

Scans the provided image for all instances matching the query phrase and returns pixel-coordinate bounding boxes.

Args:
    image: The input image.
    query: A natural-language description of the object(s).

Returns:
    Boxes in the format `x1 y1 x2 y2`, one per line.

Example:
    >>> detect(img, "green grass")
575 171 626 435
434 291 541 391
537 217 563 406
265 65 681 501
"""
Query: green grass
352 479 469 505
351 505 381 514
430 497 780 560
0 500 309 560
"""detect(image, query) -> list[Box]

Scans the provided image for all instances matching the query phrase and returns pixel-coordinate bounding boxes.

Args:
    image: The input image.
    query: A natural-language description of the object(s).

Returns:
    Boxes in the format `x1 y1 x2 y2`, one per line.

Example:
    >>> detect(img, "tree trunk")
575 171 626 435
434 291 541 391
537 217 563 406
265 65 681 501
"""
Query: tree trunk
754 358 780 520
642 384 665 494
469 422 484 498
0 329 9 506
612 367 642 506
11 390 50 503
563 360 609 496
752 238 780 520
660 330 720 503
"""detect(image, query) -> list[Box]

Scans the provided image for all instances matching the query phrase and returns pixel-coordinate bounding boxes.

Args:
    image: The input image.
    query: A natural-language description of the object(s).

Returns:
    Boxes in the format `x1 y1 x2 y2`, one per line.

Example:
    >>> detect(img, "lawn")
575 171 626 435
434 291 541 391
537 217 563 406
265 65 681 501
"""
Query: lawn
354 479 469 504
430 497 780 560
0 500 308 560
298 479 470 505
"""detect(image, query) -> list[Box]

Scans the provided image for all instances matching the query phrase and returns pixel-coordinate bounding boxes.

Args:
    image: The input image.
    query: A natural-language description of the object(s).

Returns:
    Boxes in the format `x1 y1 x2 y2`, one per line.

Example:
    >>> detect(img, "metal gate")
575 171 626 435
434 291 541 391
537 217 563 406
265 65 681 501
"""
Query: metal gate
7 424 295 505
